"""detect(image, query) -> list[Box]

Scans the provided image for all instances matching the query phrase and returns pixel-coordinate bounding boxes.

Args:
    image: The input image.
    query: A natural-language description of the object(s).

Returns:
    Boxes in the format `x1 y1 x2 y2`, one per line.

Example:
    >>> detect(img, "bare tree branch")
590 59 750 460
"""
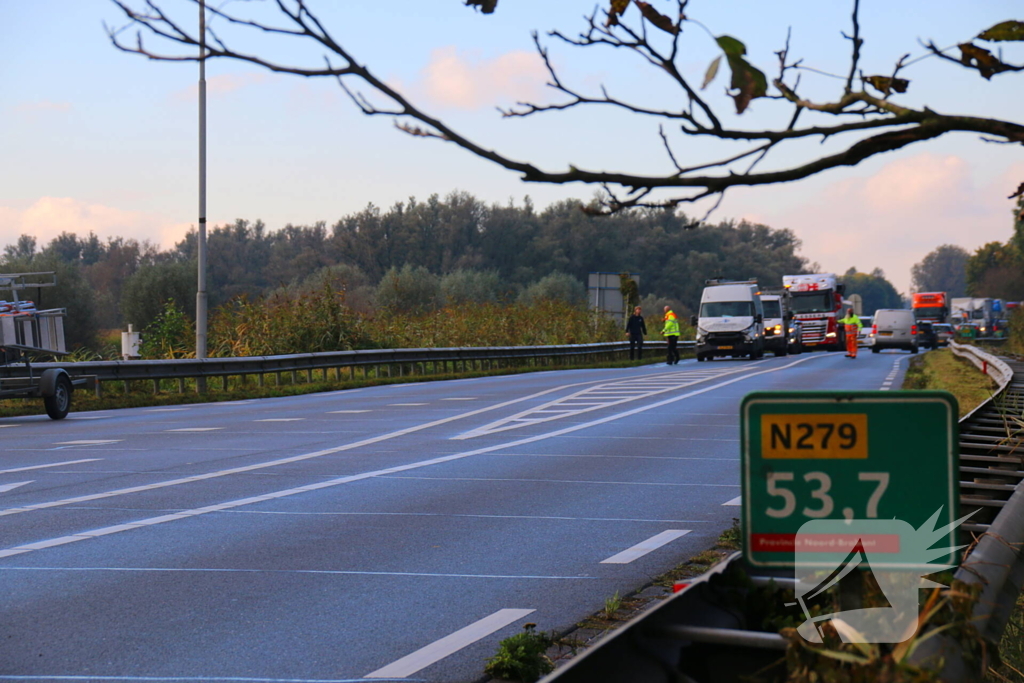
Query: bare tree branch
106 0 1024 216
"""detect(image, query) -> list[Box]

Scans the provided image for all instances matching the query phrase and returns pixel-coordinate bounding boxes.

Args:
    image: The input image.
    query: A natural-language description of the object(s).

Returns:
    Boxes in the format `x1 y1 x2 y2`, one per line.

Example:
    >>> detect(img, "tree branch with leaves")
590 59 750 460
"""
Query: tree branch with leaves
107 0 1023 220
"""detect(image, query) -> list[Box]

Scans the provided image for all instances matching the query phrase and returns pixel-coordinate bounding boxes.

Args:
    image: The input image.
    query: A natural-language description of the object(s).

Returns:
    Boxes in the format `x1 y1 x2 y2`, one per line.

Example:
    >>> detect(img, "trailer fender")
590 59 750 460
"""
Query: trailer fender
39 368 71 398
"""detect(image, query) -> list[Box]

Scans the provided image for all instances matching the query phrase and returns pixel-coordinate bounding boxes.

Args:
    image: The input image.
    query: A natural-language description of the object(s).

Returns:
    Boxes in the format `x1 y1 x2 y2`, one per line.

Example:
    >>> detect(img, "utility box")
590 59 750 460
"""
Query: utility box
122 324 141 360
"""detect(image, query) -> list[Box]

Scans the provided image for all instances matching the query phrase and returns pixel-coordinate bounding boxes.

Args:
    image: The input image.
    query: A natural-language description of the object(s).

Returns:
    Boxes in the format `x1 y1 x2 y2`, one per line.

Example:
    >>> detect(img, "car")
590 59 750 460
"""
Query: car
871 309 918 353
932 323 954 346
857 316 873 347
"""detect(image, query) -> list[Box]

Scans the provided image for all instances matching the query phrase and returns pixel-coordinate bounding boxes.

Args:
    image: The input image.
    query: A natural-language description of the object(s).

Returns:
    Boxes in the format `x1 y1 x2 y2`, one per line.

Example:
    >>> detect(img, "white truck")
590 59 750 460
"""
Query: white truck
758 292 796 357
691 279 764 361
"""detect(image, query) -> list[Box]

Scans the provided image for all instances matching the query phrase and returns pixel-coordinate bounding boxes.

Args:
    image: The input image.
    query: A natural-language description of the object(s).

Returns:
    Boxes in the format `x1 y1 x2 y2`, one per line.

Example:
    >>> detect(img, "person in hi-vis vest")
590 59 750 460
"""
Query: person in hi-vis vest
838 307 863 359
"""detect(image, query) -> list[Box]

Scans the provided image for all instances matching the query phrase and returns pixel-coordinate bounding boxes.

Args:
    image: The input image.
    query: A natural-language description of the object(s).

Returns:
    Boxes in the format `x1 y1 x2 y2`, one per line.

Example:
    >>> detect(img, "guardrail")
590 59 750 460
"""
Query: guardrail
0 341 692 397
544 351 1024 683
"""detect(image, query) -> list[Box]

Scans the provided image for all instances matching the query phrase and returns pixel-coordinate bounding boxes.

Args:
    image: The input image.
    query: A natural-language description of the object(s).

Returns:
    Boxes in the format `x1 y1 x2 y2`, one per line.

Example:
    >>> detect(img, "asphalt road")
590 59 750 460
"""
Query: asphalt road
0 349 911 683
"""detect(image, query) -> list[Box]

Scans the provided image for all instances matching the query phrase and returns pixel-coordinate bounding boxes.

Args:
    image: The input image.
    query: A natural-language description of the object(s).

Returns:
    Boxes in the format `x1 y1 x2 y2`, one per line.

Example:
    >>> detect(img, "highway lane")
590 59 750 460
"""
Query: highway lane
0 350 910 682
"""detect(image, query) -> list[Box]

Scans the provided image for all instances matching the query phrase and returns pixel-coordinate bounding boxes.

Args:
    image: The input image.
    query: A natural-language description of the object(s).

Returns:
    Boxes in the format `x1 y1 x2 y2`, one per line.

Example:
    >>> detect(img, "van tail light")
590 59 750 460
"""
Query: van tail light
872 324 877 335
911 325 917 335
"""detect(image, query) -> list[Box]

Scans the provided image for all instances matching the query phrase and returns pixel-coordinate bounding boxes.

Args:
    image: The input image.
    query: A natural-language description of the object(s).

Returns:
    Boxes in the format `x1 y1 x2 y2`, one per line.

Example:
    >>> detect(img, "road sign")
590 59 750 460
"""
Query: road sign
741 391 959 568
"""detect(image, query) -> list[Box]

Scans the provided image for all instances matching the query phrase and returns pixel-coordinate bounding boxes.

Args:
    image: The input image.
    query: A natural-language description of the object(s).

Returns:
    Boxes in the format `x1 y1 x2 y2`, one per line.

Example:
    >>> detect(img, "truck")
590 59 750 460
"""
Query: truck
0 272 94 419
691 279 764 361
951 297 1000 336
912 291 949 324
781 273 847 351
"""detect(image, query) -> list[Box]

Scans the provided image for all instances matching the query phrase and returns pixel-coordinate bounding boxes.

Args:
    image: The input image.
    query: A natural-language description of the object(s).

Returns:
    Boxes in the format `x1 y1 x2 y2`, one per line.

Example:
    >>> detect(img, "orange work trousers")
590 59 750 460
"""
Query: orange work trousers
845 324 859 357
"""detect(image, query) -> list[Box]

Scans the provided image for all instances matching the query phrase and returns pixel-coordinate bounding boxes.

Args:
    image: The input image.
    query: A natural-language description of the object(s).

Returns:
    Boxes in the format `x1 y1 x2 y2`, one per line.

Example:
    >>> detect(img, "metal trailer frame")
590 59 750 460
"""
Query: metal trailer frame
0 272 94 419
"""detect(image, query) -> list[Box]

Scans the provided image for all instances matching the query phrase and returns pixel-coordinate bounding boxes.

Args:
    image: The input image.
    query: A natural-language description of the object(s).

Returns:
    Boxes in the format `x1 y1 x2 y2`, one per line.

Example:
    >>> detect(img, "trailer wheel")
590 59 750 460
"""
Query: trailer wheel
44 375 72 420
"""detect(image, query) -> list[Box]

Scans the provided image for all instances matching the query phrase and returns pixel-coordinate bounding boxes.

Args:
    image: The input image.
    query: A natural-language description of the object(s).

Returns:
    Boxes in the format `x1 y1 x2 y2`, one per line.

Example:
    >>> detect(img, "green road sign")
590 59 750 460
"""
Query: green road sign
741 391 959 568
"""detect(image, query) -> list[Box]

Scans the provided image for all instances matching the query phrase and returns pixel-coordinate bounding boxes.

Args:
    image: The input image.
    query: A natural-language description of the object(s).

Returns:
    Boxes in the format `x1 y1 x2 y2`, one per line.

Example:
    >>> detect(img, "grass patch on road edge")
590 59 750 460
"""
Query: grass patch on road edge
902 348 996 418
533 521 741 675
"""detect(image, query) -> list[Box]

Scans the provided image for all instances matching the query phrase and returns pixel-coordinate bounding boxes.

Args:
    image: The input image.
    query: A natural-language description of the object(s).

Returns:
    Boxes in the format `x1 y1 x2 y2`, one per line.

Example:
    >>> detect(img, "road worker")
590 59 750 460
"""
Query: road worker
838 307 863 358
663 305 680 365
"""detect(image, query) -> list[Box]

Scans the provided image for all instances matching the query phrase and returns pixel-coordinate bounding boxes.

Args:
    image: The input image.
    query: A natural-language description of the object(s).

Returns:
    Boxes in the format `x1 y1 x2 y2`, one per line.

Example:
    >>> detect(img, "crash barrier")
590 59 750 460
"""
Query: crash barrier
543 357 1024 683
951 340 1013 391
0 341 693 397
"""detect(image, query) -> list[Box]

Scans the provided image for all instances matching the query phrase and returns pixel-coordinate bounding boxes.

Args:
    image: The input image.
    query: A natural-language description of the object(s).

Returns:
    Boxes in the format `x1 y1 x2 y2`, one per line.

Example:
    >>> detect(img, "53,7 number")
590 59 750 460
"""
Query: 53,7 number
764 471 889 519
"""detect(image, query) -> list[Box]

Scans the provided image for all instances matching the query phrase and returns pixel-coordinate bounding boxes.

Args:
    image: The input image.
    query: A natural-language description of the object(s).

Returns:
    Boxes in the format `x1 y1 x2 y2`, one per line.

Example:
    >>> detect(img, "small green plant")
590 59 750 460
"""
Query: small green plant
602 591 622 620
718 518 741 550
484 623 554 683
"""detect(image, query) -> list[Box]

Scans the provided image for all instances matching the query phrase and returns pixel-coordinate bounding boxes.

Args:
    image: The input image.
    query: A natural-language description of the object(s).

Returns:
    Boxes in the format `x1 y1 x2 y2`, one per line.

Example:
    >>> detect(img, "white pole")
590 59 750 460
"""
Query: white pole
196 0 208 382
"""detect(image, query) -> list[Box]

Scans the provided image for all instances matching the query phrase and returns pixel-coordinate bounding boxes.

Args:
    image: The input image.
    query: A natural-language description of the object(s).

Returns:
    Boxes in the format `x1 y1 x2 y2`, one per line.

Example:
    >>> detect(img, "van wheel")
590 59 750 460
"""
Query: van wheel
774 348 788 357
911 345 919 354
871 347 881 354
696 354 705 362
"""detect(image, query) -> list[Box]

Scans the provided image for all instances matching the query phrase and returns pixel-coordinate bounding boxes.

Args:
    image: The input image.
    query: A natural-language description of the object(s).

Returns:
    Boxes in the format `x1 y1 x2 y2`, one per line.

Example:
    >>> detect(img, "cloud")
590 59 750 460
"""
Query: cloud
409 46 548 110
0 197 194 251
759 153 1023 294
170 72 269 103
10 101 72 114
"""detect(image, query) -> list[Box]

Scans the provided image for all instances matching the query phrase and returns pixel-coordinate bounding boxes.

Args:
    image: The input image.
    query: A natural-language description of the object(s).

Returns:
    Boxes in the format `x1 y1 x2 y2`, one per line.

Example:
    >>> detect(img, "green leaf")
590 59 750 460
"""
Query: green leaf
702 55 722 90
714 35 767 113
978 20 1024 42
715 35 747 57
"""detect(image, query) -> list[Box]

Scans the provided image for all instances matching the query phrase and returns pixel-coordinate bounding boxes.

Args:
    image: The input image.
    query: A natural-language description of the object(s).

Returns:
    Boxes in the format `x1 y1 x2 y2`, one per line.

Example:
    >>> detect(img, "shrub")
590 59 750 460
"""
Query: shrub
484 624 554 683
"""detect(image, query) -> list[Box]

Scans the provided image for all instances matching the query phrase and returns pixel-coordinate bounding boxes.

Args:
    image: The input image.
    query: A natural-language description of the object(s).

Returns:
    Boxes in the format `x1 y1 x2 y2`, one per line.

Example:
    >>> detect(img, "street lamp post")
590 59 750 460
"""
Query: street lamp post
196 0 208 391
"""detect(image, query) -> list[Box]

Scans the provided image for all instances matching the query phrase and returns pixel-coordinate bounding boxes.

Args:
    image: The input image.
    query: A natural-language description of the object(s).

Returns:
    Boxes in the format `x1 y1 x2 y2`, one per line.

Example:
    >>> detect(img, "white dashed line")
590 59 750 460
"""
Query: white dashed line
255 418 306 422
388 403 428 406
165 428 222 432
364 608 535 679
53 440 122 446
0 482 32 494
723 496 742 506
600 530 691 564
146 408 190 412
329 410 370 414
0 459 100 474
441 397 476 401
0 425 22 428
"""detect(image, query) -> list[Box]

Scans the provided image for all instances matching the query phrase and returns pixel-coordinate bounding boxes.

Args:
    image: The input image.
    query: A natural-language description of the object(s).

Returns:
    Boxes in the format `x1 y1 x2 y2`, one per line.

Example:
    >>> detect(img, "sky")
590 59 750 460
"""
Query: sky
1 0 1022 295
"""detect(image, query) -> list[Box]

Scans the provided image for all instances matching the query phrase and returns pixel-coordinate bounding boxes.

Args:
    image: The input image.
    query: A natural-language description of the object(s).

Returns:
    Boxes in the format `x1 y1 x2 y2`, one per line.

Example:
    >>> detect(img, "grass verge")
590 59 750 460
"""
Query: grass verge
901 348 997 418
0 354 688 419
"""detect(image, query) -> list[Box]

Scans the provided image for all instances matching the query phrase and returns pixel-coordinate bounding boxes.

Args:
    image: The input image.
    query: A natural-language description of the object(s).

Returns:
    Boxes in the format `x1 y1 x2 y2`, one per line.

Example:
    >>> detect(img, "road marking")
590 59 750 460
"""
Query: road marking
53 440 122 446
0 355 823 556
0 482 32 494
68 416 108 420
600 530 691 564
0 566 591 580
329 410 370 413
0 381 617 521
0 424 22 428
231 510 706 524
441 397 476 401
0 458 100 474
383 476 739 488
455 367 753 439
165 428 222 432
364 608 535 679
723 496 742 506
255 418 306 422
388 403 428 406
146 408 190 412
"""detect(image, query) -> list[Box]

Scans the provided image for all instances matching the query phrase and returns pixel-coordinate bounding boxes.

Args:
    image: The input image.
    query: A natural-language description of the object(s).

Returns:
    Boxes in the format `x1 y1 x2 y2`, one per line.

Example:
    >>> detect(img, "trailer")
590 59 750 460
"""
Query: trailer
0 272 94 419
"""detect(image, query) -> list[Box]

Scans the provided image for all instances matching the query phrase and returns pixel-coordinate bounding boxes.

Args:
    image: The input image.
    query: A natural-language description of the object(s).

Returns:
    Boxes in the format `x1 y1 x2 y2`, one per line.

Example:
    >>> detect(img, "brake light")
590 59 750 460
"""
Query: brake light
911 325 917 335
872 324 877 334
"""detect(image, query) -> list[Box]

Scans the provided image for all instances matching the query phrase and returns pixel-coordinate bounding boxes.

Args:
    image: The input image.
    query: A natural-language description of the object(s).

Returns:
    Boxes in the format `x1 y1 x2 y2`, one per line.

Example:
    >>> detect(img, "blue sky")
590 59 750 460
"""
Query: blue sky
1 0 1021 294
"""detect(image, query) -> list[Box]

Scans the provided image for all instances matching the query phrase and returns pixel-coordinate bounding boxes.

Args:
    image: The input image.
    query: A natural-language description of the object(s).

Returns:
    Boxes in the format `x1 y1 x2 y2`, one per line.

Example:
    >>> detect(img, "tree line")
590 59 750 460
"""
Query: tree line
1 192 819 350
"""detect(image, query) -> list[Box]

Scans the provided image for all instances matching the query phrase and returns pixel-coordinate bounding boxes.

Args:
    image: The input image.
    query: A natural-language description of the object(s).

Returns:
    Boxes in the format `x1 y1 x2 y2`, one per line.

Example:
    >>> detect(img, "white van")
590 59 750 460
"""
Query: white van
871 309 918 353
692 280 764 361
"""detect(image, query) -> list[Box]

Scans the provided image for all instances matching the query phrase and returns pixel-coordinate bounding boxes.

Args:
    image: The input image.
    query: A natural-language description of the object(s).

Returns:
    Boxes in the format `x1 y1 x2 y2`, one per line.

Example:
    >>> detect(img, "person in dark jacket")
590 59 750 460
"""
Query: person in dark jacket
625 306 647 360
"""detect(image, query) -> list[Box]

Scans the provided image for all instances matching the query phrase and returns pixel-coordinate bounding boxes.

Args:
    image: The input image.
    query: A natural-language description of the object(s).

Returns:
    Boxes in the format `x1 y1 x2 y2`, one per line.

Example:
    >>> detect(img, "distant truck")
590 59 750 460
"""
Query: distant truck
692 279 764 361
781 273 847 351
912 292 949 324
951 297 1000 336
